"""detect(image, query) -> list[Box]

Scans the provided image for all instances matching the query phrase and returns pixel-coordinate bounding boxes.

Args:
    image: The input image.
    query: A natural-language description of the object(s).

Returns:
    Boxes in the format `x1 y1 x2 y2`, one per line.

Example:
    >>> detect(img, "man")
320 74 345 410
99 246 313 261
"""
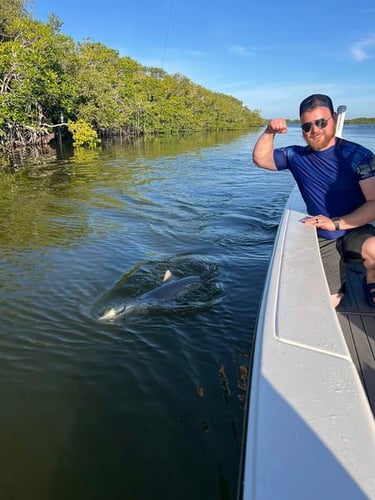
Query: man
252 93 375 308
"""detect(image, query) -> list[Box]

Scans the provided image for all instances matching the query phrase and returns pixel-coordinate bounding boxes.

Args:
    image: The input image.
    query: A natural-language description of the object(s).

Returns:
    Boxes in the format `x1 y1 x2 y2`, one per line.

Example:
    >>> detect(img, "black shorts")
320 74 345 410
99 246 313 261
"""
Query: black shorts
319 224 375 294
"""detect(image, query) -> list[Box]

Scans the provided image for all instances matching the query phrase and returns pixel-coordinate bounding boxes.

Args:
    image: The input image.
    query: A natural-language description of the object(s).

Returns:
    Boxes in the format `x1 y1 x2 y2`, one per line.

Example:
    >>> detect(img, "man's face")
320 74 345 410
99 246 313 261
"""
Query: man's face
300 106 337 151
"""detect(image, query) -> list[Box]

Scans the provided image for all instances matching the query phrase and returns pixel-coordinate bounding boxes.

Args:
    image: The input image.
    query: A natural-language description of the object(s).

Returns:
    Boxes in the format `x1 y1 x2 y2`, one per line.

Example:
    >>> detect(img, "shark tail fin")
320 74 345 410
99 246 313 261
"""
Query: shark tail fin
162 269 176 282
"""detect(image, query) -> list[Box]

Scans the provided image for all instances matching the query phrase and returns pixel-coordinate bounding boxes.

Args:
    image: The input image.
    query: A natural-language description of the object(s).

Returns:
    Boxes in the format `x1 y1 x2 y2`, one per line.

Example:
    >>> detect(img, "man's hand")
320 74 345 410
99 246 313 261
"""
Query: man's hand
265 119 288 134
253 118 288 170
302 215 337 231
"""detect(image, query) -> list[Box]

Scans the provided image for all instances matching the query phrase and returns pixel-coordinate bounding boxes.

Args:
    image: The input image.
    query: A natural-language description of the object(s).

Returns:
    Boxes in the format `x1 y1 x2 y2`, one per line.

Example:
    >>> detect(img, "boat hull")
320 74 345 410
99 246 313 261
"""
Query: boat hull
239 187 375 499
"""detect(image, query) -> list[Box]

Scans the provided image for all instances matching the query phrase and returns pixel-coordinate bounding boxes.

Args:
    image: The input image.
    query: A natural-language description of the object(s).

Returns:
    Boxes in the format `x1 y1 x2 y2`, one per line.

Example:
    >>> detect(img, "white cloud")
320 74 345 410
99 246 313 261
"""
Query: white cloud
226 44 274 58
350 36 375 62
227 45 255 57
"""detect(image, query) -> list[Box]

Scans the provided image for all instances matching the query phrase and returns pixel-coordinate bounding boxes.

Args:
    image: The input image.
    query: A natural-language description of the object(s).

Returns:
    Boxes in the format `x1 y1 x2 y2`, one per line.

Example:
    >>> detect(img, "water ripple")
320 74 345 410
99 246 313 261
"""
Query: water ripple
0 129 309 500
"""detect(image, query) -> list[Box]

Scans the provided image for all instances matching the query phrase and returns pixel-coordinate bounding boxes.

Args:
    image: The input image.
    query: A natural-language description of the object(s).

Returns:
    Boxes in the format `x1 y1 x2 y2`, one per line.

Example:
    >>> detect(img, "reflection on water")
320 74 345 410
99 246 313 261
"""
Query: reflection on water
0 128 300 499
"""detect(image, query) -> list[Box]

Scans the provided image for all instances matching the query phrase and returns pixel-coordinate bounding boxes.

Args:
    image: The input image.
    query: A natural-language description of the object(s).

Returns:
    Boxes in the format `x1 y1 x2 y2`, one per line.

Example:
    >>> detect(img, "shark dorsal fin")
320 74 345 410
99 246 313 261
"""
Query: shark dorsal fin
162 269 176 282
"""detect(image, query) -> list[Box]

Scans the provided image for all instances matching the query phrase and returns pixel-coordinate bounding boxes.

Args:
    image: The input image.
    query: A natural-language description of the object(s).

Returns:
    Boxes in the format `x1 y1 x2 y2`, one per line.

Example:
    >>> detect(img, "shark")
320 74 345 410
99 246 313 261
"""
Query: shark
98 270 201 321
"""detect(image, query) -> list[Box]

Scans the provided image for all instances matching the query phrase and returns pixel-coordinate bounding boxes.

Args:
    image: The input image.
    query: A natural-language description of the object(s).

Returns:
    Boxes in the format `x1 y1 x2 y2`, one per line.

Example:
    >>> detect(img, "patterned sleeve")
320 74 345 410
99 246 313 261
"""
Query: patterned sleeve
356 153 375 181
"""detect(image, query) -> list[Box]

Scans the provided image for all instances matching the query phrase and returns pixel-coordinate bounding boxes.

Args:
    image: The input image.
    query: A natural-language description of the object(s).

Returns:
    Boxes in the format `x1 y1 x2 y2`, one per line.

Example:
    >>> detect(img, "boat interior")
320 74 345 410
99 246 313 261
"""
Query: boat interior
337 262 375 416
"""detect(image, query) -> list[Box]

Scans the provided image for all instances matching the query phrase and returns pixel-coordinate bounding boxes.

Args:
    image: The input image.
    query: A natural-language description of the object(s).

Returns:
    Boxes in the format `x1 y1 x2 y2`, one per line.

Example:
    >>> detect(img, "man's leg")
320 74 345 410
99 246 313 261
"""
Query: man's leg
343 227 375 307
331 292 344 308
319 238 345 308
362 236 375 305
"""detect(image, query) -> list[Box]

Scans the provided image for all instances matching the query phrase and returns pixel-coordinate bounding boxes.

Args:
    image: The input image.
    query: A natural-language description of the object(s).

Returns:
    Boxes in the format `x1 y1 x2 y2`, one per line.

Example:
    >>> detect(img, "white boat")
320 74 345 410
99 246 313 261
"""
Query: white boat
238 116 375 499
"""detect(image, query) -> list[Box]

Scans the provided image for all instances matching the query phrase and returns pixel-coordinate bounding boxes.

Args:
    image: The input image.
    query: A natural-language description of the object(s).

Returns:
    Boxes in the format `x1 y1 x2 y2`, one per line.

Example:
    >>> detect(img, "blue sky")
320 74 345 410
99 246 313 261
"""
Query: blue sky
31 0 375 119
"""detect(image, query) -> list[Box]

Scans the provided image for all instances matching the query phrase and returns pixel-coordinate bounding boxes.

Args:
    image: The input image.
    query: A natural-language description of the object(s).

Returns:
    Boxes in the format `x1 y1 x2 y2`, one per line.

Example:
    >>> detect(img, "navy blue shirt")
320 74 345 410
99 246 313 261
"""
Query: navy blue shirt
274 138 375 239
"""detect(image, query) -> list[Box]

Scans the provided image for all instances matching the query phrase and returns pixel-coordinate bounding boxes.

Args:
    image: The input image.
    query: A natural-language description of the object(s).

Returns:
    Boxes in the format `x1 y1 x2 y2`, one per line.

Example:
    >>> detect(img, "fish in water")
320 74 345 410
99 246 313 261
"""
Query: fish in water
99 270 201 321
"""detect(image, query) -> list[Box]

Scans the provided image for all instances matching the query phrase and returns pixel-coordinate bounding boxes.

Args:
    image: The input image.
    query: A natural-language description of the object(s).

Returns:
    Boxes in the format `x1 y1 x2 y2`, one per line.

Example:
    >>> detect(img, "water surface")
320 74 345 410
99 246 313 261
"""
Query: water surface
1 125 372 499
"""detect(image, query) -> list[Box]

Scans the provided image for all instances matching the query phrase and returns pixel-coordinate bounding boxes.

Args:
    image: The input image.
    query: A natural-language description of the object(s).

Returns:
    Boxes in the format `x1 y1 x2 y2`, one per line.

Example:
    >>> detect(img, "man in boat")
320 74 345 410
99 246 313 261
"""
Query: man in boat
252 93 375 308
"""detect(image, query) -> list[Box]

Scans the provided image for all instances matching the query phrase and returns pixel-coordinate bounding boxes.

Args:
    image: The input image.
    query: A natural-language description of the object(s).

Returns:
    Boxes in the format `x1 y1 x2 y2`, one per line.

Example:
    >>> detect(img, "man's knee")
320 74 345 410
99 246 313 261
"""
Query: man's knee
362 236 375 262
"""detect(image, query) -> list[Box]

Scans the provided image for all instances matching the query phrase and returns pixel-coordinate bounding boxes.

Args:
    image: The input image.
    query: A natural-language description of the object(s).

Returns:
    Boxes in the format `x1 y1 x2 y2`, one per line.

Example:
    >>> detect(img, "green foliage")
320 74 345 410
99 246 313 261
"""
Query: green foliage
0 15 78 134
346 117 375 124
0 3 265 149
0 0 29 36
68 119 100 148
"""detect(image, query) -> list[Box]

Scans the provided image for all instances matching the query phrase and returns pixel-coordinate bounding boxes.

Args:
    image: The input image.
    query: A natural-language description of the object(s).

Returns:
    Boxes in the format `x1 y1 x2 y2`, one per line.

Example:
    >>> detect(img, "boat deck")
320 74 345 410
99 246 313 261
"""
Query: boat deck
337 263 375 415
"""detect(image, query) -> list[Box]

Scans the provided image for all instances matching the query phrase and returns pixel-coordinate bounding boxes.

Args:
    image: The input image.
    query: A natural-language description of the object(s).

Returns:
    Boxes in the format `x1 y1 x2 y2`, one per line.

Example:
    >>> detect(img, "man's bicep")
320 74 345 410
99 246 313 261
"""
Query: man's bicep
359 175 375 201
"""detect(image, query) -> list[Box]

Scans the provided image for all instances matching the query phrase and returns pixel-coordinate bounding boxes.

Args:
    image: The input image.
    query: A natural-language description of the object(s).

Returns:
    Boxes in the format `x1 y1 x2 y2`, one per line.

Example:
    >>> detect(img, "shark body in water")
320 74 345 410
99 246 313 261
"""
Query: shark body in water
99 270 201 321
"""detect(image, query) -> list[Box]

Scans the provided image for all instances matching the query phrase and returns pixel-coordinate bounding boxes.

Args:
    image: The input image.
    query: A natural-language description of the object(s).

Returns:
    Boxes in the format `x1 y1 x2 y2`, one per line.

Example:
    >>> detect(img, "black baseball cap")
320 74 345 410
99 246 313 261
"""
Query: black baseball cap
299 94 334 116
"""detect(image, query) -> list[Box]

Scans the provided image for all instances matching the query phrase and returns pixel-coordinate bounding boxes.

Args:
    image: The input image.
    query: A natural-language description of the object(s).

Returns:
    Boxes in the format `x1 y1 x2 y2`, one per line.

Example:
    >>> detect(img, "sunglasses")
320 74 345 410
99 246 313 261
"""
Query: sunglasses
301 116 332 133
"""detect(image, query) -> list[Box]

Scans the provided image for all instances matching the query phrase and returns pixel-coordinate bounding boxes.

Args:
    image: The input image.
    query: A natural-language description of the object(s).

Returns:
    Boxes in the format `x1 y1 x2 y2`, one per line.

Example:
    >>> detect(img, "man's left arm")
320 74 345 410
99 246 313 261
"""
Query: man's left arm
303 176 375 230
338 176 375 229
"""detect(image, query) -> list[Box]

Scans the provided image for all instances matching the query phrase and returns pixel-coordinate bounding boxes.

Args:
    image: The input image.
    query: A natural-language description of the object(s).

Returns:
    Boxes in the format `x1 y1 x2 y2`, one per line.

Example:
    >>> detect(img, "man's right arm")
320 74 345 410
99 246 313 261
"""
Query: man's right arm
252 118 288 171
